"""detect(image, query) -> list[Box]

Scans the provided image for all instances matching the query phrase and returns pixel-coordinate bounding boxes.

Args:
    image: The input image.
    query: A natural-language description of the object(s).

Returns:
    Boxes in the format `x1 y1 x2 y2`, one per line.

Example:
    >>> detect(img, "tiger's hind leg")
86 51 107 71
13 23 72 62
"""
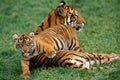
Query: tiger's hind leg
70 40 84 52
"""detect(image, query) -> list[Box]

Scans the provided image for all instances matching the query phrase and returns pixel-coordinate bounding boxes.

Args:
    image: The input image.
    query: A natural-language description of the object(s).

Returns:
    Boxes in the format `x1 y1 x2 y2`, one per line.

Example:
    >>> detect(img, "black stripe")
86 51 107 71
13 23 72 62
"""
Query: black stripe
108 57 110 62
87 55 95 60
56 7 61 17
95 54 102 64
52 37 60 50
59 39 64 50
69 39 73 50
29 54 44 69
64 62 73 67
38 22 44 31
36 41 41 53
48 15 51 27
91 53 99 60
44 58 52 68
38 56 48 67
59 58 71 66
66 53 87 60
42 58 49 67
73 46 80 51
91 54 101 64
30 57 36 70
53 52 68 63
98 54 102 64
74 59 83 63
34 54 45 67
72 63 83 68
71 40 77 50
54 11 57 25
80 63 83 68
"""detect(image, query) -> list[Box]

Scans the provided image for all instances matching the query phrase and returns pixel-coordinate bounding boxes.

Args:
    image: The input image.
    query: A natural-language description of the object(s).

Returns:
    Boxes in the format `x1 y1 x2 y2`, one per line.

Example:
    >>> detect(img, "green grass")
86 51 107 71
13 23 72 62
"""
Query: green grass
0 0 120 80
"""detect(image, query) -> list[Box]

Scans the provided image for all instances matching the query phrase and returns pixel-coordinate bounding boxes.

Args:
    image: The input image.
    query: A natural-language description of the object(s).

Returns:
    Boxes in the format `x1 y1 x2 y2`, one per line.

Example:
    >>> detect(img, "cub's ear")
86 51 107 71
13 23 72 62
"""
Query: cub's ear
29 32 34 38
12 34 18 40
59 1 66 6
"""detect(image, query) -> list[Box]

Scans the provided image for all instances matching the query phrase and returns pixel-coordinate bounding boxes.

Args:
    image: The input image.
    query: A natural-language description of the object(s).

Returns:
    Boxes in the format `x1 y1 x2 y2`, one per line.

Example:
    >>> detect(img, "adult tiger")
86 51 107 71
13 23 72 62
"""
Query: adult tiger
13 24 83 78
30 50 120 70
34 1 85 35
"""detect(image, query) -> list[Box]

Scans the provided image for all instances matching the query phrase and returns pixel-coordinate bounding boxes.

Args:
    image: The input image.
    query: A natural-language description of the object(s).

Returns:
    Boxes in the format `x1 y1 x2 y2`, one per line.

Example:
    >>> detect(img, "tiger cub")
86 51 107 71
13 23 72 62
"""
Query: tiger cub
30 50 120 70
34 1 85 35
13 24 82 78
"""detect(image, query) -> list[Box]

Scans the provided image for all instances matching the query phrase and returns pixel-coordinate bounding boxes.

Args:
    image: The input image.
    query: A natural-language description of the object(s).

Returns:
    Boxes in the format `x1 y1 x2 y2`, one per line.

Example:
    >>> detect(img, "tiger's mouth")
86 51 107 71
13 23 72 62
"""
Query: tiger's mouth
75 26 83 31
21 49 35 57
68 22 85 31
22 52 30 56
73 23 84 32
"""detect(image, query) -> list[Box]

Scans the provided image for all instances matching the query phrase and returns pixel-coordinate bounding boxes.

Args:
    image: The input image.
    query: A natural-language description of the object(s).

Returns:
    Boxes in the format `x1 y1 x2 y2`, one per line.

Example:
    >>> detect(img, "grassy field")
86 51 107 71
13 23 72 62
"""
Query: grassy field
0 0 120 80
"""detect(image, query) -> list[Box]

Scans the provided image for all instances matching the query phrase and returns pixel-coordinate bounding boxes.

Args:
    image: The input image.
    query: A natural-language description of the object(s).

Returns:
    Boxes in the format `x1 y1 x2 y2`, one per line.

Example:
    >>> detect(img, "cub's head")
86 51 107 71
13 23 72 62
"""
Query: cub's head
12 32 36 57
56 1 85 31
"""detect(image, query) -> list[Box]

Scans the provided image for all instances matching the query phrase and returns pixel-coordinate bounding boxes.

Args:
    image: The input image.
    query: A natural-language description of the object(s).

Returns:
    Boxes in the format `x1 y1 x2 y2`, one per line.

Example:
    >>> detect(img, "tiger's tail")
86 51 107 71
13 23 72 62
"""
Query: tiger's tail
67 51 120 69
96 53 120 64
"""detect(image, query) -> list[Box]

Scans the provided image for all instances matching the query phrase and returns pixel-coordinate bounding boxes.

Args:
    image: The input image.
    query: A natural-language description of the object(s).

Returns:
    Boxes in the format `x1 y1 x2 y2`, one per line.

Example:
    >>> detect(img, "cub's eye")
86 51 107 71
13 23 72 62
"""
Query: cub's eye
26 41 32 46
16 44 22 49
26 42 30 46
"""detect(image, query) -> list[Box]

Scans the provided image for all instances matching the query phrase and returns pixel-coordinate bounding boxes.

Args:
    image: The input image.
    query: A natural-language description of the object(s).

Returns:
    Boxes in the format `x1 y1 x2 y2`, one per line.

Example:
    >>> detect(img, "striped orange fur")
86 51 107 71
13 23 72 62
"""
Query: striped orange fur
34 1 85 35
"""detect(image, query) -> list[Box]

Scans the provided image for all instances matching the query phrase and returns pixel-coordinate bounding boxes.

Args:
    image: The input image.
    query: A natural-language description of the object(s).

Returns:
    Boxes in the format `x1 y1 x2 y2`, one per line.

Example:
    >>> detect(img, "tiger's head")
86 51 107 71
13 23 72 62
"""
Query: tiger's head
12 32 36 57
56 1 85 31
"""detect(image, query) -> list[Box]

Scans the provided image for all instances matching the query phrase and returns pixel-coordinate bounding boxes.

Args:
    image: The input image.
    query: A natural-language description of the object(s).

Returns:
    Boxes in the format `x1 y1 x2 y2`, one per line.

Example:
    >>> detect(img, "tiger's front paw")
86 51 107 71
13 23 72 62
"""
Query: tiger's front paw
20 72 30 78
46 51 56 58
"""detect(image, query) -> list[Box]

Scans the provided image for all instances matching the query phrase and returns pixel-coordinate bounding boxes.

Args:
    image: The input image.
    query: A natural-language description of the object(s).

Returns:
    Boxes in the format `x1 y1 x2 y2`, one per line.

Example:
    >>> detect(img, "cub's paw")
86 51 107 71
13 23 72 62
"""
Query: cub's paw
20 73 30 78
48 53 56 58
46 51 56 58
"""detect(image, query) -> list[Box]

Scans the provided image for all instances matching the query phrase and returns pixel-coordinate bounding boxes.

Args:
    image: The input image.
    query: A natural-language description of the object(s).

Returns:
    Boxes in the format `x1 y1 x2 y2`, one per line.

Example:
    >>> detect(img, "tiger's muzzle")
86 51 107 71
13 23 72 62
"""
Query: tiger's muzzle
68 22 85 31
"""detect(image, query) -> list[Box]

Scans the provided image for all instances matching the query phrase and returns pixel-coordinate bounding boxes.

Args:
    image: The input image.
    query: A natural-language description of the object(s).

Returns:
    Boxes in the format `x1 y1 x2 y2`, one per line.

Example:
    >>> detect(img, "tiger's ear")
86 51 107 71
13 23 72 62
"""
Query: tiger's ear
12 34 18 40
57 1 66 17
29 32 34 38
59 1 66 6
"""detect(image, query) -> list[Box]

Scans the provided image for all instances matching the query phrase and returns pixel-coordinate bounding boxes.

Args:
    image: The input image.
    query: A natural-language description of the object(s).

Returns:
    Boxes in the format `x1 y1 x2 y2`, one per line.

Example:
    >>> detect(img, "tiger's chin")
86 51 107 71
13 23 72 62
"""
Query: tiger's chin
76 26 83 32
69 23 84 32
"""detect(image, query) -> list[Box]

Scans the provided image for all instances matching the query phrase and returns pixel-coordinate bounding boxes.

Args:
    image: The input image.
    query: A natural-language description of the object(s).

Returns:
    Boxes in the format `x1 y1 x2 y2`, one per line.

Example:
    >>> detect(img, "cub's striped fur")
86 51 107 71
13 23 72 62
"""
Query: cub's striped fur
13 24 82 78
30 50 120 70
34 1 85 35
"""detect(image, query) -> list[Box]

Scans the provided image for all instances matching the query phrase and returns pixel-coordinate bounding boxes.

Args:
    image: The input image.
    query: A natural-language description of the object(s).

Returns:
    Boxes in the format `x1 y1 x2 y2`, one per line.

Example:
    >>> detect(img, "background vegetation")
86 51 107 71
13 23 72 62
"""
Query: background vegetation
0 0 119 80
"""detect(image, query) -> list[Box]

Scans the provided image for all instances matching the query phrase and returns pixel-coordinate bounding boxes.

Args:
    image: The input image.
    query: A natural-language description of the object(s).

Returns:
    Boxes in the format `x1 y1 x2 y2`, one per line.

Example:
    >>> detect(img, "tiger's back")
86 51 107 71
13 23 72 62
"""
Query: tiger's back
35 24 81 52
37 24 77 41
